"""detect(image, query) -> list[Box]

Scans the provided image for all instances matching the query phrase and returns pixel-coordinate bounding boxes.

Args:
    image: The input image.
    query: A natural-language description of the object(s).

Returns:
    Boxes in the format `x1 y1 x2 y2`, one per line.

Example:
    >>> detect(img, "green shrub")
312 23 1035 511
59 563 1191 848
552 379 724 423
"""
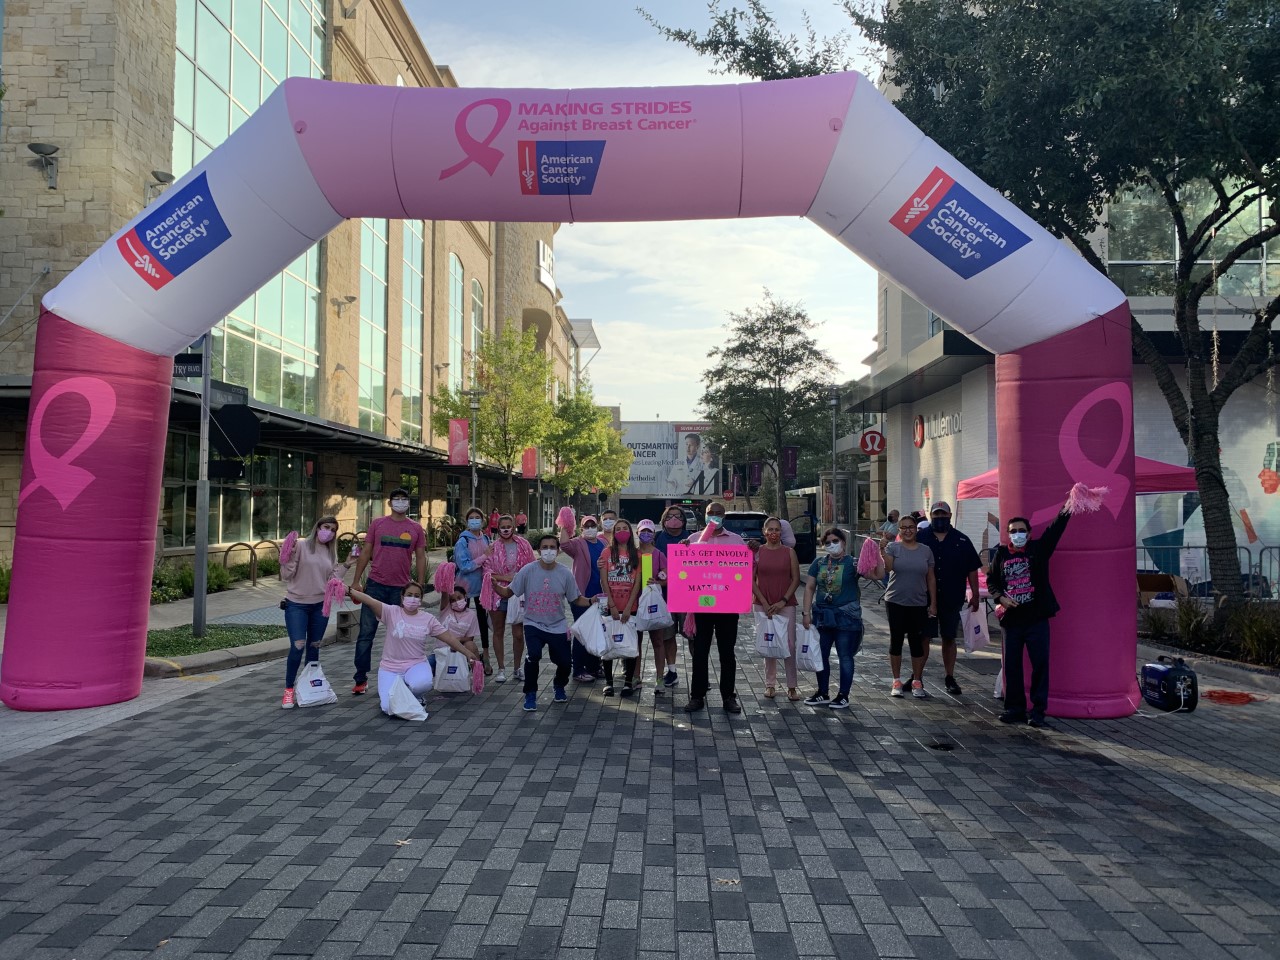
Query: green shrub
1140 606 1175 642
1174 597 1213 649
151 559 233 604
1227 602 1280 668
256 555 280 577
0 562 10 604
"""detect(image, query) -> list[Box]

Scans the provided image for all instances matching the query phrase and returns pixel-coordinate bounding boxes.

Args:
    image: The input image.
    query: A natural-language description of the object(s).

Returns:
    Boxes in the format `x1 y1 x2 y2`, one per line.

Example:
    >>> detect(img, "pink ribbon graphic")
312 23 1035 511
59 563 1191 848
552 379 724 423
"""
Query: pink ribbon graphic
19 376 118 511
1028 380 1132 531
439 98 512 180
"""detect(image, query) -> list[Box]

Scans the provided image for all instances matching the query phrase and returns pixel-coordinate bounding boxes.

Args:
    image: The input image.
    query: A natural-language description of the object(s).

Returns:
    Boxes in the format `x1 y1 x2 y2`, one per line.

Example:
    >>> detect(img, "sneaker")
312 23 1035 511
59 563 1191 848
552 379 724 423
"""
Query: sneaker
351 682 368 696
621 684 634 698
828 695 850 710
944 675 962 695
575 672 596 683
889 679 904 698
602 685 615 697
999 710 1026 724
553 687 568 703
281 688 296 709
495 669 507 684
803 692 830 706
514 667 525 682
663 669 678 688
911 680 930 699
523 693 537 712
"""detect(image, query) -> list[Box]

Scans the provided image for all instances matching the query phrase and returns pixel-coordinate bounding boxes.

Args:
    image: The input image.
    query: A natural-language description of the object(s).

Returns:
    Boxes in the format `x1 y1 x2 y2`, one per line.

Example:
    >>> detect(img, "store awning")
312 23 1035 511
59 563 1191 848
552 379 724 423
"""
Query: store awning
956 457 1198 500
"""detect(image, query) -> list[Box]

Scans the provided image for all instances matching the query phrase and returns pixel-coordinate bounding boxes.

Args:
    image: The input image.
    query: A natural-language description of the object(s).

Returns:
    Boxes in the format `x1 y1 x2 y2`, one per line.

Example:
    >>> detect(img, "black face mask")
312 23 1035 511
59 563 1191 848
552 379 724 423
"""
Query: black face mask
931 517 951 533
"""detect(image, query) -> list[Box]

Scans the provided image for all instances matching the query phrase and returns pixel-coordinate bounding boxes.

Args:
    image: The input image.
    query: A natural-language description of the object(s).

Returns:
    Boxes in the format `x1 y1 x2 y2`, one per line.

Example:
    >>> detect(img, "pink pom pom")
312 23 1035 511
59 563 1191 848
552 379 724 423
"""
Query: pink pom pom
322 576 347 617
279 530 298 566
1065 481 1109 515
557 506 576 531
856 537 882 577
433 561 456 598
471 660 485 695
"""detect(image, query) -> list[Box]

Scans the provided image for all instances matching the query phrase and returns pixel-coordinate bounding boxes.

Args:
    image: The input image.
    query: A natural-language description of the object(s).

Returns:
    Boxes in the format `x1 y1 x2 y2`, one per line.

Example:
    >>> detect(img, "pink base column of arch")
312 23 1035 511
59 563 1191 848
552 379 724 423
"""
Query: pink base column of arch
1 74 1136 713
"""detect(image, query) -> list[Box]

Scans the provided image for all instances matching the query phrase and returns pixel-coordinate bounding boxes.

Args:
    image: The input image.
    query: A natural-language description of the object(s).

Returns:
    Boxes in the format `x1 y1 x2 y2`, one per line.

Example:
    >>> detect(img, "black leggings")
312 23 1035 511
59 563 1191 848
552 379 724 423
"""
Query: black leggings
886 602 929 658
475 605 490 650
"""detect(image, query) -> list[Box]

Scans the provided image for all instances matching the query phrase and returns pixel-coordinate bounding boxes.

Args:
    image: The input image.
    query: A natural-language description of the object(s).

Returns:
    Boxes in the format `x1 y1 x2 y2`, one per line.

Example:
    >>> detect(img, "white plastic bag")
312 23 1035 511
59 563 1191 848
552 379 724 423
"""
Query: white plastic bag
294 660 337 707
508 593 525 626
634 583 673 631
754 612 790 660
993 665 1005 700
434 650 472 694
570 601 602 644
602 617 640 660
795 623 825 673
388 675 428 721
961 606 991 654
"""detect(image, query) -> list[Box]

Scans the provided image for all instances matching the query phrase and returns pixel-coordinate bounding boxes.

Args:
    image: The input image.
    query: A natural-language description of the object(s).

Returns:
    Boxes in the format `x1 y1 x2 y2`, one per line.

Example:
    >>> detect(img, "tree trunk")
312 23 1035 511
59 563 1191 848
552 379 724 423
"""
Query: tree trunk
1190 422 1246 610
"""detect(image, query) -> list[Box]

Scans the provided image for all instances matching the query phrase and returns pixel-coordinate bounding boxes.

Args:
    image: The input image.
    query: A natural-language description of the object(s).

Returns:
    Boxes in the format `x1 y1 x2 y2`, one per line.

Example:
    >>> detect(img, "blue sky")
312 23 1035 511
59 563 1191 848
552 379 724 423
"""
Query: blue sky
404 0 879 419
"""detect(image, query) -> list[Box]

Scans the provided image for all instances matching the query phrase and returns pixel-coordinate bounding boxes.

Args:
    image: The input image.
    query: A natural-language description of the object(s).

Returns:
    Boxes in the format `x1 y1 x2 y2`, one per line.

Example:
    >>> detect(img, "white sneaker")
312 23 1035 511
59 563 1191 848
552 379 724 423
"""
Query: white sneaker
495 669 507 684
911 680 930 699
513 667 525 682
889 679 905 698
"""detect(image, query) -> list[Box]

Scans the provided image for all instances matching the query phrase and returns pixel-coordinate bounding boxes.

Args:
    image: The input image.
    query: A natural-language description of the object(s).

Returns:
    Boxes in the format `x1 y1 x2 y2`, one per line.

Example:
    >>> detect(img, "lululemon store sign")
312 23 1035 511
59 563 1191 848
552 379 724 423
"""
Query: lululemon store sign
914 412 963 448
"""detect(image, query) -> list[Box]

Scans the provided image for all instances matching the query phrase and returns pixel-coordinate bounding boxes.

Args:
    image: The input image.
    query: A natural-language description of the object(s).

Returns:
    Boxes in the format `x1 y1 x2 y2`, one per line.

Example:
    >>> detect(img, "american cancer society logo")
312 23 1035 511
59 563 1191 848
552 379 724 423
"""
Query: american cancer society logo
518 140 606 196
890 167 1030 279
117 172 231 290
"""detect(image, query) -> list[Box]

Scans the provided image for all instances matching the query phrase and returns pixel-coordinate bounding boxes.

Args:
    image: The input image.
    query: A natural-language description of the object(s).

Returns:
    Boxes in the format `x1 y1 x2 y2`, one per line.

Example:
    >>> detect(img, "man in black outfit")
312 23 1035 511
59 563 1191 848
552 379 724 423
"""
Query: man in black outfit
987 502 1072 728
917 501 981 695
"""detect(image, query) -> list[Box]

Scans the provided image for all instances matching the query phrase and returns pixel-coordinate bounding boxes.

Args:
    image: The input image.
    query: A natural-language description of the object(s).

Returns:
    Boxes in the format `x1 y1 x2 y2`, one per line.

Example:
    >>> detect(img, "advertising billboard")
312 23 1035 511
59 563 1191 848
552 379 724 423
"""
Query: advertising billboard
621 421 720 497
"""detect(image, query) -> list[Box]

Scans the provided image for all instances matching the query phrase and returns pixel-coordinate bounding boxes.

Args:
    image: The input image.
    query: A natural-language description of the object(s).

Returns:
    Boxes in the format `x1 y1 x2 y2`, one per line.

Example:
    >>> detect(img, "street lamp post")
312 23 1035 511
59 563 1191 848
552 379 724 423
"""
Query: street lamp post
829 385 839 526
465 388 484 503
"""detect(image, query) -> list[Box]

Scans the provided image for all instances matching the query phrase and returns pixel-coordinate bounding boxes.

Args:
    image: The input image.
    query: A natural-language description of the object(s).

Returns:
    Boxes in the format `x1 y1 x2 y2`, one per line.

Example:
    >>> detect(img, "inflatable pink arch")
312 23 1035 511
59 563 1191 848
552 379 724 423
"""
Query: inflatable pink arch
1 74 1138 716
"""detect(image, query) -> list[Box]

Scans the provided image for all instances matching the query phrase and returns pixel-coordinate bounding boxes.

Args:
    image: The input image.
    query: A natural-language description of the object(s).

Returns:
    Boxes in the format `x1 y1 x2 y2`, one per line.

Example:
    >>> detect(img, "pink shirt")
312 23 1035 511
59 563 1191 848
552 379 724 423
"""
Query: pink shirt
440 608 480 649
281 540 344 603
378 606 447 674
366 515 426 587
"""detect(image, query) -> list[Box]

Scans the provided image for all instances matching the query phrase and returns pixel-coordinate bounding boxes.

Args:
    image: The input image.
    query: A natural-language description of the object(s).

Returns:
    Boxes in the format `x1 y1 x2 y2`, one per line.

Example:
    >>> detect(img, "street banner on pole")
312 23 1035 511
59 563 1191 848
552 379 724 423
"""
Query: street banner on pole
782 446 799 480
521 447 538 479
448 419 469 465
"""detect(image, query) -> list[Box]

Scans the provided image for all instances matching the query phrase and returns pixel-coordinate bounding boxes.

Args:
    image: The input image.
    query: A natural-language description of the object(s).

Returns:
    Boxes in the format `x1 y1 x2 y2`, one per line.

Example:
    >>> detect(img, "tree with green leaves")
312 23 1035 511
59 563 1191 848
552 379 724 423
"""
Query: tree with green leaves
430 326 555 510
648 0 1280 608
542 381 634 501
701 291 837 517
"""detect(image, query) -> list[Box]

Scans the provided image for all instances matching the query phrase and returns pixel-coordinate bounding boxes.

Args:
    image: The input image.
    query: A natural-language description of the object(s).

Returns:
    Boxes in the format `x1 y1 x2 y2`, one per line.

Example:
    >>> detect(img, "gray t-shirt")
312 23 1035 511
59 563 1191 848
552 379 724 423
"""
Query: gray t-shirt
883 542 934 607
509 561 580 633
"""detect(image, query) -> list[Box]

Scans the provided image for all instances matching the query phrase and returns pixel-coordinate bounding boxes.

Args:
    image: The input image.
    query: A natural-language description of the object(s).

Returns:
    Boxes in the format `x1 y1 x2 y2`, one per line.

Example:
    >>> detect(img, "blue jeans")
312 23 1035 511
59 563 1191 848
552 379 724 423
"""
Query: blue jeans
523 624 571 694
816 621 864 699
355 579 404 683
284 600 328 688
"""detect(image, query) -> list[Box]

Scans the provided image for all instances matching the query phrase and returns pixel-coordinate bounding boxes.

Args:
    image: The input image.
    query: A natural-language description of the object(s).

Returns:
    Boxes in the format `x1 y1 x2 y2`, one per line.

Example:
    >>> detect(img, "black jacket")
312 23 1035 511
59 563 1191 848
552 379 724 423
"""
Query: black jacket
988 509 1071 627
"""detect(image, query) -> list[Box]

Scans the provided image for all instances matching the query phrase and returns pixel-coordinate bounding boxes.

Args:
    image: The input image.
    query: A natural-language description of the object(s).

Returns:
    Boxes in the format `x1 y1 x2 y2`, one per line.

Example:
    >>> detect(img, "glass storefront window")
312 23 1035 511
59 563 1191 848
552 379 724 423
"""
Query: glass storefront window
449 254 465 390
360 218 389 433
402 221 425 443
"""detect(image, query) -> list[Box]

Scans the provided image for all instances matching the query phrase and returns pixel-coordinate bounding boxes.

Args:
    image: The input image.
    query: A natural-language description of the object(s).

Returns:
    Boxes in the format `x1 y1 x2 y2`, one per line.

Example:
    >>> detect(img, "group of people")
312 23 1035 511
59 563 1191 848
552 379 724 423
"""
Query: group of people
279 488 1073 728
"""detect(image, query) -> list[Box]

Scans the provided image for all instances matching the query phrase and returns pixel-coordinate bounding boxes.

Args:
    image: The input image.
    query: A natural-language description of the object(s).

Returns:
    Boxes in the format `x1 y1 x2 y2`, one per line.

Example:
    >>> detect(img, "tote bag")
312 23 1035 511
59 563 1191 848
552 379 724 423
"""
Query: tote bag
294 661 337 707
634 583 673 631
795 623 824 673
434 650 472 693
961 606 991 654
754 612 790 659
602 617 640 660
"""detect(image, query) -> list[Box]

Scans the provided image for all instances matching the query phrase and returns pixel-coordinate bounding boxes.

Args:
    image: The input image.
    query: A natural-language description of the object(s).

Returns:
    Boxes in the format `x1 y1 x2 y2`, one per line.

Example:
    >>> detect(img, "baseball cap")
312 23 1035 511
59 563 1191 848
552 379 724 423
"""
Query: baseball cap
929 501 952 516
636 519 657 533
581 515 599 527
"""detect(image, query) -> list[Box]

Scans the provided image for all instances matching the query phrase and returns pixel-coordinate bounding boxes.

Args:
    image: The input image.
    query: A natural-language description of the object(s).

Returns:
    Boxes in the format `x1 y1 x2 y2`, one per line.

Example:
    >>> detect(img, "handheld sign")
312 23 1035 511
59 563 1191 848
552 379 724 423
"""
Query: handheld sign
667 544 753 614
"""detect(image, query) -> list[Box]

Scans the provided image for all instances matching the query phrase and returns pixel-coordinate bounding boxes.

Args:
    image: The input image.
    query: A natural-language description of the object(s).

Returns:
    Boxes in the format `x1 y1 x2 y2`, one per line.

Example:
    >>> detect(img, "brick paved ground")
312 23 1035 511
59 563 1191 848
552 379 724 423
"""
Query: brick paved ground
1 605 1278 959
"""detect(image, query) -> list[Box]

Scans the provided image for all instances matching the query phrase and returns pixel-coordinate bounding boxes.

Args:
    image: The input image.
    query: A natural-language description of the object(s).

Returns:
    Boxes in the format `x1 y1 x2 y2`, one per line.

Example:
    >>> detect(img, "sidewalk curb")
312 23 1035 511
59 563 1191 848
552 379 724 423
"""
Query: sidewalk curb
143 633 349 679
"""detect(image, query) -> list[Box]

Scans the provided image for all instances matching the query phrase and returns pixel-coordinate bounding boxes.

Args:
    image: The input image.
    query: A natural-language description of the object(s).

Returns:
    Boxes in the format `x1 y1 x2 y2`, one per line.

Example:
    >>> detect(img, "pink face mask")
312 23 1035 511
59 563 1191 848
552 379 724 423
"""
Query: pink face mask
317 528 335 543
402 597 422 612
613 530 631 543
451 599 467 612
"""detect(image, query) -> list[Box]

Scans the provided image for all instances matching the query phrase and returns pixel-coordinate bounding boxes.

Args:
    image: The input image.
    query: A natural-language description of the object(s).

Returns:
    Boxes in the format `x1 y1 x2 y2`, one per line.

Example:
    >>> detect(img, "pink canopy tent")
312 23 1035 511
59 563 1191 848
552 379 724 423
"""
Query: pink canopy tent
957 456 1198 500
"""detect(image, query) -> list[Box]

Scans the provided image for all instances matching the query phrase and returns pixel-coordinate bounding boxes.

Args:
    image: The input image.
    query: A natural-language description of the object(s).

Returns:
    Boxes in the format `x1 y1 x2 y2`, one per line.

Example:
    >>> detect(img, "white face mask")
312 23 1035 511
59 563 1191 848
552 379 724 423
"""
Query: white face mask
1010 532 1029 548
540 548 558 564
583 527 599 540
602 518 616 530
824 542 843 556
390 499 410 514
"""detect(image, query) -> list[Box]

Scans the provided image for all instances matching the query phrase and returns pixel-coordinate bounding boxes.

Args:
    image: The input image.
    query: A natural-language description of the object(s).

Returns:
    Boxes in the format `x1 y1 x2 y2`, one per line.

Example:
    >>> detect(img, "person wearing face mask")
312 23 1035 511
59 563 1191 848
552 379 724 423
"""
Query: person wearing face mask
753 517 801 702
494 535 591 711
988 500 1073 728
438 585 482 664
802 528 882 709
599 519 643 696
879 514 937 699
916 501 982 696
652 506 687 686
347 582 479 717
559 513 608 682
481 514 534 683
634 519 674 695
684 502 747 714
454 506 494 675
279 515 350 709
599 509 619 539
349 488 429 696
